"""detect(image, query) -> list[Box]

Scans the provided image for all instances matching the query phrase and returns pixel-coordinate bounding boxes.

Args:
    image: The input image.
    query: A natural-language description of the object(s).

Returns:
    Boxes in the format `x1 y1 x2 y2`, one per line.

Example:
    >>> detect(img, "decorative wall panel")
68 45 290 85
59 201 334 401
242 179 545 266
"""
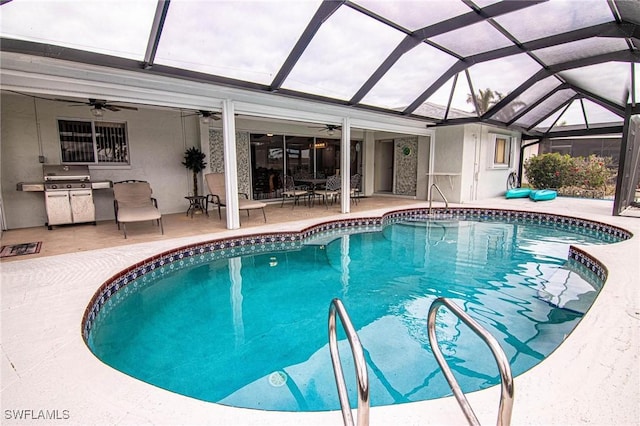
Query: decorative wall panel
395 137 418 196
208 129 251 196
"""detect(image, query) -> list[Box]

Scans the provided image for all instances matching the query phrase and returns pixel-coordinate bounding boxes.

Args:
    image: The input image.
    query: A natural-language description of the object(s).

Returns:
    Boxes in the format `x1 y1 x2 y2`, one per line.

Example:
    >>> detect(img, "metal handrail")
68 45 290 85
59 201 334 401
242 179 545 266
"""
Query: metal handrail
328 298 370 426
427 297 514 426
429 183 449 214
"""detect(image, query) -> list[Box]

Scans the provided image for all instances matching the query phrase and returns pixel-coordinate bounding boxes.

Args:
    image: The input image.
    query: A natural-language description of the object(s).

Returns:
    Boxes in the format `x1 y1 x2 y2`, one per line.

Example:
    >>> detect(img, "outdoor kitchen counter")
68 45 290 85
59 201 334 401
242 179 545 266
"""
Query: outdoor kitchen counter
16 181 113 191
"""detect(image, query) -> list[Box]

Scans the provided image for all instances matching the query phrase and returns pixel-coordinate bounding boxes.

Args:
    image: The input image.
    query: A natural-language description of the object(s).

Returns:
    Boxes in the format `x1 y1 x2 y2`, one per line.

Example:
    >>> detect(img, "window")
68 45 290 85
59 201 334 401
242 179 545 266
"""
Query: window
58 120 129 164
491 133 511 167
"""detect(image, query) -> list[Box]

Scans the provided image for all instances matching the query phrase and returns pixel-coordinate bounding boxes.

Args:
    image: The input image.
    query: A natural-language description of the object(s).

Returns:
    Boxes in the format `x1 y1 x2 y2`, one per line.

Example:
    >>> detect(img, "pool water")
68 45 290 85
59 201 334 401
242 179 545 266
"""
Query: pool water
88 219 609 411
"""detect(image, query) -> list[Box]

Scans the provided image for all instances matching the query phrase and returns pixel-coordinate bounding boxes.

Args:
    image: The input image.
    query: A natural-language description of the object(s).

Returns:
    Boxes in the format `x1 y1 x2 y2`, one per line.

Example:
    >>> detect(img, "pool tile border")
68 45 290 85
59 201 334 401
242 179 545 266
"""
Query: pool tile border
81 207 631 341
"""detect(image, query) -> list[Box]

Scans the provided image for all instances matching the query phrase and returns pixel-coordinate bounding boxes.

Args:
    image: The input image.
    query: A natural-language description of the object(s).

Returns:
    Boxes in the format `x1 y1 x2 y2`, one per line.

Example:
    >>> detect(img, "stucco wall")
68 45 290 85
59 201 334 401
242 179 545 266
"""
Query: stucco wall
432 126 465 203
1 94 200 229
416 135 431 200
473 124 521 201
432 124 520 204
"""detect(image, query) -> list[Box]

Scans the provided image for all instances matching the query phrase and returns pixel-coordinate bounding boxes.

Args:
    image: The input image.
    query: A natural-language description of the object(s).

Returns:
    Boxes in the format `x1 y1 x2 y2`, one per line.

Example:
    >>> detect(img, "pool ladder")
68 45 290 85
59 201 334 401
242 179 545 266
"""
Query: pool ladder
429 183 449 214
328 297 514 426
328 298 370 426
428 297 515 426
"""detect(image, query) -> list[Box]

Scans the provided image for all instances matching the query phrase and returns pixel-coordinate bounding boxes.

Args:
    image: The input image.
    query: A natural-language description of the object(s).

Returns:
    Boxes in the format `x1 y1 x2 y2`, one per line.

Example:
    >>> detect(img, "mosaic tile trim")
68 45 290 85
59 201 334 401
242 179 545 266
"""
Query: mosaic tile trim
82 207 632 342
382 207 632 242
568 246 608 288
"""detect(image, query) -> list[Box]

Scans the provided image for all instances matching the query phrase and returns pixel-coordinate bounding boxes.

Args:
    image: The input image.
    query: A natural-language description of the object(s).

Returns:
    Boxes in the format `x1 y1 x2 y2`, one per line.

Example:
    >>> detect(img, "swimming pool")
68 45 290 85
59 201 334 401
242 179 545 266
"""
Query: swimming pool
84 208 629 412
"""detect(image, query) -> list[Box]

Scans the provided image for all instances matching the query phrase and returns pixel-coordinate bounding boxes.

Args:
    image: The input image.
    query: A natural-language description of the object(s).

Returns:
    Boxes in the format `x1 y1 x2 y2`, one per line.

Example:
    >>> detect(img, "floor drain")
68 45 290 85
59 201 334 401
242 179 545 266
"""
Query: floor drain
268 371 287 387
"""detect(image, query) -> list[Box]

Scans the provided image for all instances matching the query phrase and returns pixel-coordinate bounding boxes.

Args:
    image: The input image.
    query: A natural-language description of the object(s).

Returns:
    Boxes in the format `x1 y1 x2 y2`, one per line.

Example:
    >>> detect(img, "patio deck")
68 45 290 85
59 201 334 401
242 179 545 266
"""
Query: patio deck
1 196 638 425
0 196 424 261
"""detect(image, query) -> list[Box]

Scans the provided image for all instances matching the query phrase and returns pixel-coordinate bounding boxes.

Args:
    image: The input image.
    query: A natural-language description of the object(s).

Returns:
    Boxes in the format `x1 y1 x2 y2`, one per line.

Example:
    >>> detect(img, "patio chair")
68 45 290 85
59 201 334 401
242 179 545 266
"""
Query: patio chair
281 175 309 208
113 181 163 239
315 174 341 208
350 174 362 205
112 179 148 224
205 173 267 222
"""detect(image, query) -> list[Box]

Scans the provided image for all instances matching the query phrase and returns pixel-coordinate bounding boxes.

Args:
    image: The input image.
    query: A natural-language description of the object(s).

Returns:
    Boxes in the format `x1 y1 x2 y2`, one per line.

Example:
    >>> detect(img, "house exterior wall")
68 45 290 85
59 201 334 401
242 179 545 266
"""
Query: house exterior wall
1 91 514 230
0 53 438 228
1 93 200 229
431 126 465 203
432 124 521 204
416 135 431 200
474 124 521 201
363 131 376 197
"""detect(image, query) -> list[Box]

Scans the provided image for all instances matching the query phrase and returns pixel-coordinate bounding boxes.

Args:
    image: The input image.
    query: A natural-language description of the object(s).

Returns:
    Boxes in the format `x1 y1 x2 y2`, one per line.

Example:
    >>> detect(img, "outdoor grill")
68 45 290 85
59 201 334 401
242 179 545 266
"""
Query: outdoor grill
16 165 113 229
42 165 96 229
43 164 92 190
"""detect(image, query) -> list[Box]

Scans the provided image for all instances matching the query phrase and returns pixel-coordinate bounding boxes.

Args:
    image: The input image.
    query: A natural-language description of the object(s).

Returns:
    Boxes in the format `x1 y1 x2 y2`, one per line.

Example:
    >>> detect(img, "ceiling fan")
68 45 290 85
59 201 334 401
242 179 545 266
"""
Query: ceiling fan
63 98 139 117
182 110 222 123
198 111 221 123
310 124 342 136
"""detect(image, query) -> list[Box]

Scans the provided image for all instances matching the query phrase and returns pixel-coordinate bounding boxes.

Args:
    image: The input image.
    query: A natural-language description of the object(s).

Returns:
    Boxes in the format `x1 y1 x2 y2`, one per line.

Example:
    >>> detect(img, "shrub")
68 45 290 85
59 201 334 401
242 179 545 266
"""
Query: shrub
573 155 612 189
524 153 613 191
524 153 573 189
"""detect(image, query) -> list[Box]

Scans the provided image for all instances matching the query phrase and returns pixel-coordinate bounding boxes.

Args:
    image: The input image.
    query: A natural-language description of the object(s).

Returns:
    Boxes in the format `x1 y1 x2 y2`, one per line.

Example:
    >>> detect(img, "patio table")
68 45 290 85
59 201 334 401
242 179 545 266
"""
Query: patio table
295 178 327 207
185 195 208 218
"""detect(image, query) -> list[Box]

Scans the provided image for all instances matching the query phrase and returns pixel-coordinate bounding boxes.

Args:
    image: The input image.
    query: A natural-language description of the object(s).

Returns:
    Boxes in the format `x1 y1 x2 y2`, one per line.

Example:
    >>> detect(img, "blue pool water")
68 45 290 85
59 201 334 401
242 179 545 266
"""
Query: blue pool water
88 219 611 411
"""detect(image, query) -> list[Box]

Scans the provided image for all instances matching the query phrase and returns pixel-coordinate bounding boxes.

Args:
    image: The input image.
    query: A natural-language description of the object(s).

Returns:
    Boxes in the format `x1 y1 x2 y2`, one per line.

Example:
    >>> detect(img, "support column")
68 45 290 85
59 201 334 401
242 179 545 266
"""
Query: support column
341 117 351 213
222 99 240 229
613 105 639 215
363 131 375 196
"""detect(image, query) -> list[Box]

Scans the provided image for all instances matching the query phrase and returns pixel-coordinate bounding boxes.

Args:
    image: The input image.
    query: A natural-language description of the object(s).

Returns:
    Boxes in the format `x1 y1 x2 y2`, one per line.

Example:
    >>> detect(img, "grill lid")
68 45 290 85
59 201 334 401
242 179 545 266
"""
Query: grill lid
43 165 90 181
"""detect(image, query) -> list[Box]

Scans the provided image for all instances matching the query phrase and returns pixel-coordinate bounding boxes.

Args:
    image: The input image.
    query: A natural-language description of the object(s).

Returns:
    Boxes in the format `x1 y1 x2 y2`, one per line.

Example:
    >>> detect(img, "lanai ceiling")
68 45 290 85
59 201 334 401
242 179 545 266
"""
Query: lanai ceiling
1 0 639 137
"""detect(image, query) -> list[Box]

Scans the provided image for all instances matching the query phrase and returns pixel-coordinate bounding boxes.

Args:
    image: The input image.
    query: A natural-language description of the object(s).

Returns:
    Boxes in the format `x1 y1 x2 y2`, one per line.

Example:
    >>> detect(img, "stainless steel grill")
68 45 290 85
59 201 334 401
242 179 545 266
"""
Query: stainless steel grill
43 165 96 229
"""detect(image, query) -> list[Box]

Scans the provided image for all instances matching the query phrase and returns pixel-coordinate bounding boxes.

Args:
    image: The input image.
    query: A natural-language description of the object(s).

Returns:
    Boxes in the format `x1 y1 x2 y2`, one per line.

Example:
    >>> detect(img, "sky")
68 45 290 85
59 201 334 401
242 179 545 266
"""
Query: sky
0 0 634 129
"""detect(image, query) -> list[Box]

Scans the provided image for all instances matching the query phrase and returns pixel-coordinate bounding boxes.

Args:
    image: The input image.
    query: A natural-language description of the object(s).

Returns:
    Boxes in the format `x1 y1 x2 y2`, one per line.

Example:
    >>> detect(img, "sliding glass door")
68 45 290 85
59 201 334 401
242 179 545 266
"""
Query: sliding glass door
250 134 284 200
250 133 361 200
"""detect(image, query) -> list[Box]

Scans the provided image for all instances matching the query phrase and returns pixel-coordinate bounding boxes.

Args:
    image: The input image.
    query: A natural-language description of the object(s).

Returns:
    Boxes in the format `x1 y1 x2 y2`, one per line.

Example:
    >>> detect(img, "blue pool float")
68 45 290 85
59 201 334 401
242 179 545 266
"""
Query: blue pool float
529 189 557 201
505 188 532 199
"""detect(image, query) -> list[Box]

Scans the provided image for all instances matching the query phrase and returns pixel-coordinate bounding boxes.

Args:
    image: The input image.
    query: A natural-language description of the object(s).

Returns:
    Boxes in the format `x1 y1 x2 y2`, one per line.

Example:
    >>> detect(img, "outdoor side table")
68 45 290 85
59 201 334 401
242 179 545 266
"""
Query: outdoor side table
185 195 208 218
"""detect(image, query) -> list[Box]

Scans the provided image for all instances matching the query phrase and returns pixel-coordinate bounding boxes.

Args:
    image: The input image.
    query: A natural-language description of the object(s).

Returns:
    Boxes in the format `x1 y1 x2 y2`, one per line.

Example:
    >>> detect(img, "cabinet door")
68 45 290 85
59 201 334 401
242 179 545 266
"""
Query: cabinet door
45 192 72 225
70 190 95 223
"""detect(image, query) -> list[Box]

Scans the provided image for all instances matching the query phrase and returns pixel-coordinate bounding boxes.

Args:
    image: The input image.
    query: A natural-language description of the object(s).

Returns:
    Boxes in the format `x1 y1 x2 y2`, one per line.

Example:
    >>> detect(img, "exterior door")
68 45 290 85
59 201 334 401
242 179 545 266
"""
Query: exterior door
375 140 394 193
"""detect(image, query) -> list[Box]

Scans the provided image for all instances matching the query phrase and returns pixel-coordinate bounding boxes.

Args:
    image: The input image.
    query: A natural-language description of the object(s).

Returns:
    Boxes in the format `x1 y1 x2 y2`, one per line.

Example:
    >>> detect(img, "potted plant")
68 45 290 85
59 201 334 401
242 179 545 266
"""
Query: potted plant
182 147 207 196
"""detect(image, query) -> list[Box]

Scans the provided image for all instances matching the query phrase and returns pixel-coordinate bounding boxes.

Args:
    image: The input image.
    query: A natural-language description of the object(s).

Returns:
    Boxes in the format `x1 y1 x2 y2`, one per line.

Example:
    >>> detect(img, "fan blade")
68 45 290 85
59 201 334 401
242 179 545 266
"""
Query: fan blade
309 124 341 132
112 105 138 111
56 98 88 105
104 105 120 112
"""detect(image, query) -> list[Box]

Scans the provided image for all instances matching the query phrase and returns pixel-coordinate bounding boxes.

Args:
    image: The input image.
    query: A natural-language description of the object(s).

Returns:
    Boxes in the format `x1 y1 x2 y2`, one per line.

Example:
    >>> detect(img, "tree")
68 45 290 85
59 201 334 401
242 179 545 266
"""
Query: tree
182 147 207 196
467 88 504 115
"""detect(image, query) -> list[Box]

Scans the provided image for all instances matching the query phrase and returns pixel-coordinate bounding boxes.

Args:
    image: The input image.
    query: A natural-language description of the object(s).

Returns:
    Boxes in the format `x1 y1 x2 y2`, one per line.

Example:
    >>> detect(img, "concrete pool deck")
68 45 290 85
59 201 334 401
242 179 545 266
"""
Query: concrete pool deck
1 197 638 425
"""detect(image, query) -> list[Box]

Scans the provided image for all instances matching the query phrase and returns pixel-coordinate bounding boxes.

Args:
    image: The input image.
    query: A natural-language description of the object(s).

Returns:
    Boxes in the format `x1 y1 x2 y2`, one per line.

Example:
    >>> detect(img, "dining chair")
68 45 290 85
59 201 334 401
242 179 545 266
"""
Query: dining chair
315 174 341 208
281 175 309 208
350 174 362 205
